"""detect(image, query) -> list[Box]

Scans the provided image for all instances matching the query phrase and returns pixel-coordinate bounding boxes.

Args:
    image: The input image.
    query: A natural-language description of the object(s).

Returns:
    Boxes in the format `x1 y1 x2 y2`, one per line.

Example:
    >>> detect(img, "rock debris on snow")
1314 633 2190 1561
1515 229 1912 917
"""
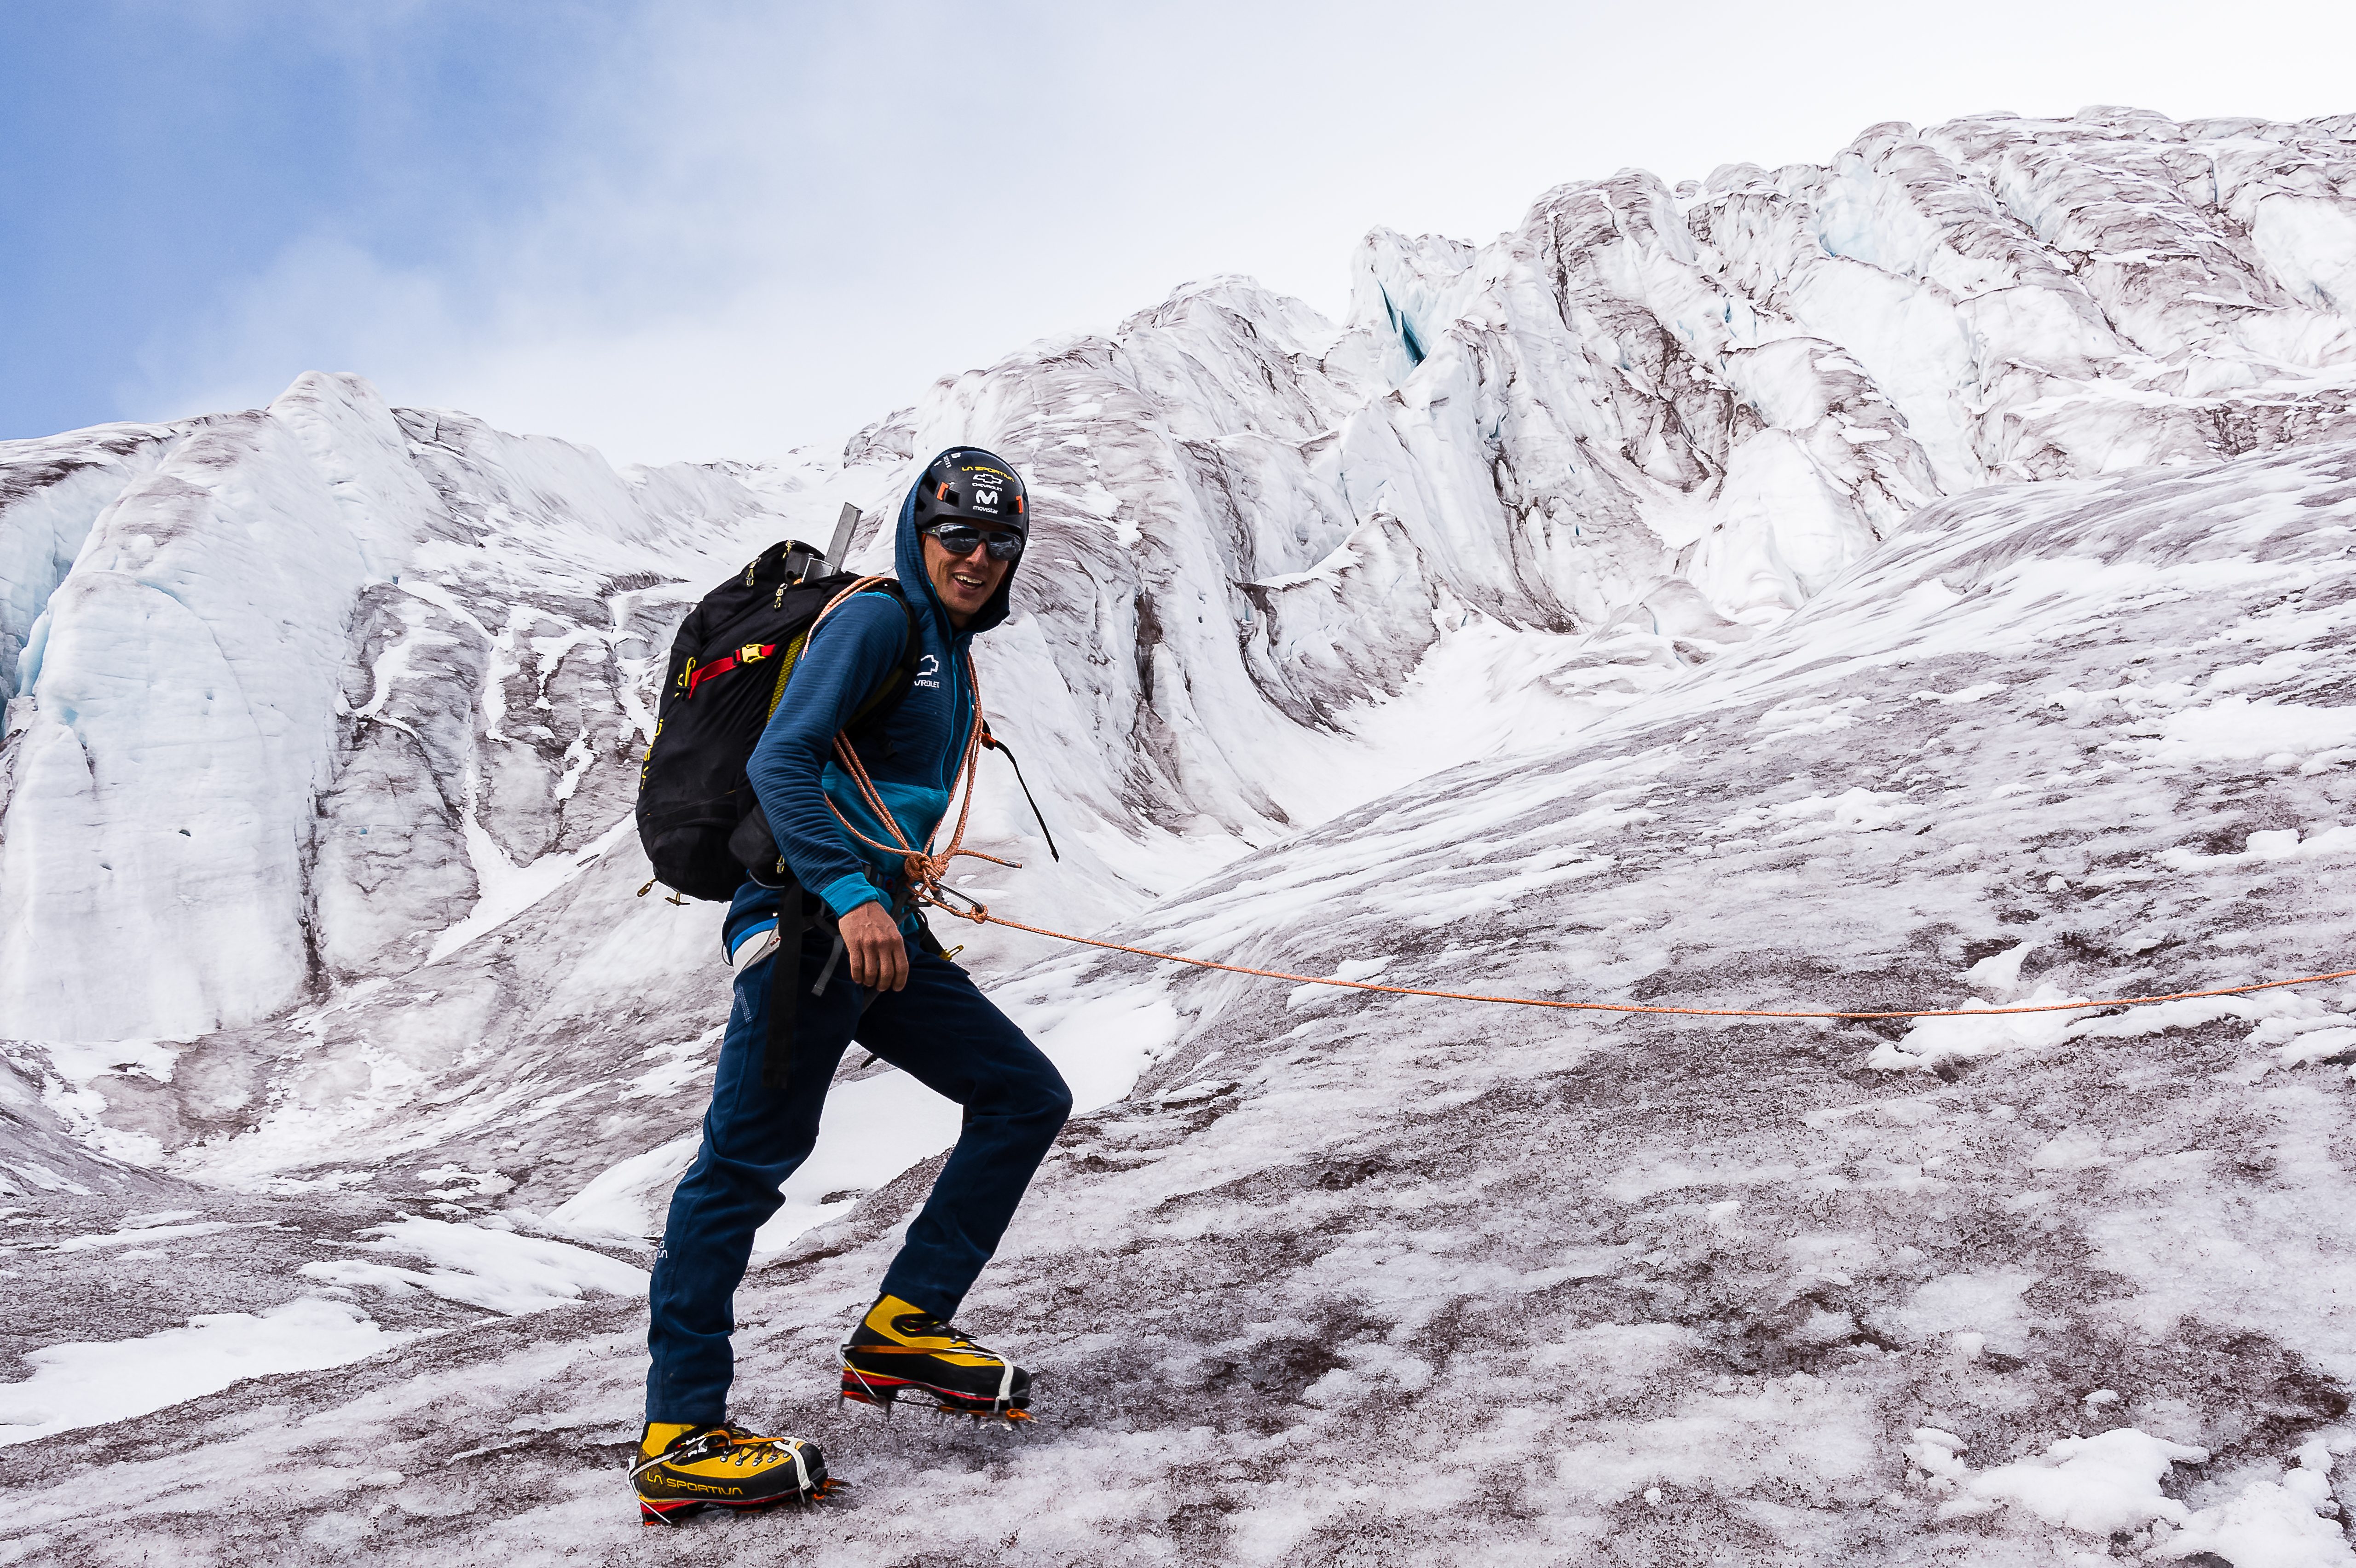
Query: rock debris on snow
6 108 2356 1563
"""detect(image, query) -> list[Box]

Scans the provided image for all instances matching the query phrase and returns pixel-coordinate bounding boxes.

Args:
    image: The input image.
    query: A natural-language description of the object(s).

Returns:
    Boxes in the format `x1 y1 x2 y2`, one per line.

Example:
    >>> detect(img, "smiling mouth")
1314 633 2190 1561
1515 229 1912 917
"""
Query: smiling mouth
949 568 989 594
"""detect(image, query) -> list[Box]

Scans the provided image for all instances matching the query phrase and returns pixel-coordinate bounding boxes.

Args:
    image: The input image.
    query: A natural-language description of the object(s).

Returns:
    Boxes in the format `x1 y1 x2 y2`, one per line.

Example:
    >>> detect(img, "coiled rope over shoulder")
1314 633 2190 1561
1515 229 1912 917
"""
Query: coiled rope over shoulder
811 578 2355 1022
810 576 1015 891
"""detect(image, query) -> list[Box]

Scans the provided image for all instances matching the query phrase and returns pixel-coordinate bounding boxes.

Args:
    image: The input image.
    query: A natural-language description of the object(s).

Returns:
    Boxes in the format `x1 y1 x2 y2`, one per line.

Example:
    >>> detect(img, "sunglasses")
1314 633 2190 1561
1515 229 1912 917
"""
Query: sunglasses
922 522 1024 561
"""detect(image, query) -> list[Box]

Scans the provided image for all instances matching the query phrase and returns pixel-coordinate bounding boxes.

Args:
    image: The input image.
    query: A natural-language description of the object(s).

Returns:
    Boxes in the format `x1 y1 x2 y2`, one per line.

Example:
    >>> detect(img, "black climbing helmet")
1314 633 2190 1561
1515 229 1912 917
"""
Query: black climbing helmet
912 449 1027 538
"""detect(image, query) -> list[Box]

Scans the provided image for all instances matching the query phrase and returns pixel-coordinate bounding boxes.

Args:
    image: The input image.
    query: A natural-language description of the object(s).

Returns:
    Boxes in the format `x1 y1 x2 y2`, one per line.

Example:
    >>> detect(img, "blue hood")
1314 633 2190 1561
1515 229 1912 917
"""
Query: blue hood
893 455 1019 643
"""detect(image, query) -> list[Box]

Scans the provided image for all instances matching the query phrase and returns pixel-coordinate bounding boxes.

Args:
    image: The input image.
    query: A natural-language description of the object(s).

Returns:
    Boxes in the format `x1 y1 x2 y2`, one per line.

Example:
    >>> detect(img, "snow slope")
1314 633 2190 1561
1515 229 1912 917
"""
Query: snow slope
5 107 2356 1564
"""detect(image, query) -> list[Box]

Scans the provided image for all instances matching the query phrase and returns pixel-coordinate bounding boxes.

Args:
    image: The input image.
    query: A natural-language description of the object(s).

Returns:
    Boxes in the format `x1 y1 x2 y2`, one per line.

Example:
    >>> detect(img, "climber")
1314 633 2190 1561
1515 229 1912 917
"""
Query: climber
632 449 1070 1526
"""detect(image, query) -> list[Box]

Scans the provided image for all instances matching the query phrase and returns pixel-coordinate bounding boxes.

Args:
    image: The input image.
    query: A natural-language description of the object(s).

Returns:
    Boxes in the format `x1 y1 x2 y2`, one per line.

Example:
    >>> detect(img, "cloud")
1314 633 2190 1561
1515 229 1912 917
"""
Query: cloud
117 0 2356 466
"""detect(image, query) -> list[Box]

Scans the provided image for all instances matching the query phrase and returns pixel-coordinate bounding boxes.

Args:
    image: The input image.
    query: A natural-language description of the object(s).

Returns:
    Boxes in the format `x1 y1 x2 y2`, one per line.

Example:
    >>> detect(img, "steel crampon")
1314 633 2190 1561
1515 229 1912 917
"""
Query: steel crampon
838 1359 1034 1427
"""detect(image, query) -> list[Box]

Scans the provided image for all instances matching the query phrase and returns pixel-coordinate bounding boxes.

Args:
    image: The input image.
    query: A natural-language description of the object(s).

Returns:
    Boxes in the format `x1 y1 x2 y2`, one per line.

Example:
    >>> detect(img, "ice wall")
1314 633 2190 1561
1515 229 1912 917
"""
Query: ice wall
0 421 184 694
1336 108 2356 635
1 104 2353 1163
870 107 2356 879
0 376 810 1042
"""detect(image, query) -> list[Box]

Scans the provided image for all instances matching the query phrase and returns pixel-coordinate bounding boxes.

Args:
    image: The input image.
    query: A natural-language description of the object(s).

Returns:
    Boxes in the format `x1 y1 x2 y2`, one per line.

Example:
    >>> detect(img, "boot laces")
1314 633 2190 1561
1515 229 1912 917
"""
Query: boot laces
629 1423 794 1480
907 1313 999 1361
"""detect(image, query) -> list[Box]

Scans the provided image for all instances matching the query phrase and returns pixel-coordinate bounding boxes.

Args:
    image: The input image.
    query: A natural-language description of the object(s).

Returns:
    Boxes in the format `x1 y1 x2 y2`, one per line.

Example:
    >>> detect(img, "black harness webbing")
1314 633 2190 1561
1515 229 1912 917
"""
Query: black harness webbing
759 879 917 1090
744 587 922 1092
760 887 818 1090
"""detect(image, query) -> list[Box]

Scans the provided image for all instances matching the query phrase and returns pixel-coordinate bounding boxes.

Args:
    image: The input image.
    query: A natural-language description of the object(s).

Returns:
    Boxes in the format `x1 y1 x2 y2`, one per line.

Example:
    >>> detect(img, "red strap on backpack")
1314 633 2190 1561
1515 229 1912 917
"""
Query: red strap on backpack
683 642 776 698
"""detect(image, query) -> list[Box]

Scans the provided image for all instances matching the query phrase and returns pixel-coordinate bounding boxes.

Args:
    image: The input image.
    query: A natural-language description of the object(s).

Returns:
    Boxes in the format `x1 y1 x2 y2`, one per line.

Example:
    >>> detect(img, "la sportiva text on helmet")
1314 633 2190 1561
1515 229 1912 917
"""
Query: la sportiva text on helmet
912 449 1028 536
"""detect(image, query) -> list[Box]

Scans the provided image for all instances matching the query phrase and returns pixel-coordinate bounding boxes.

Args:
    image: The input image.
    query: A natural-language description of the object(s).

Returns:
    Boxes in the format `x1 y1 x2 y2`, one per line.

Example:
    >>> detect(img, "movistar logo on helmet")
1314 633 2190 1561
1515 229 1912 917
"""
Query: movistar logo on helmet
963 464 1011 513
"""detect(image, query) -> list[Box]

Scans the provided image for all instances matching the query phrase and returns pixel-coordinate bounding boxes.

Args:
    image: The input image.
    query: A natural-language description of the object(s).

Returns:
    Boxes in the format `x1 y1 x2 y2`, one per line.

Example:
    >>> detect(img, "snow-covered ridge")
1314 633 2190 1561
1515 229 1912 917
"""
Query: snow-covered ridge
0 375 803 1046
1 102 2351 1205
8 107 2352 1052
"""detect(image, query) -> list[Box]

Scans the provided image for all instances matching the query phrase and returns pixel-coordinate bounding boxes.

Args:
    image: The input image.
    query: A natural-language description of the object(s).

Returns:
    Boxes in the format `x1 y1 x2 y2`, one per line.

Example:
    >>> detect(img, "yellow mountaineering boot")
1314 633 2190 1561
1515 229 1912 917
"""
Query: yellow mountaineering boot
839 1293 1032 1421
629 1419 838 1526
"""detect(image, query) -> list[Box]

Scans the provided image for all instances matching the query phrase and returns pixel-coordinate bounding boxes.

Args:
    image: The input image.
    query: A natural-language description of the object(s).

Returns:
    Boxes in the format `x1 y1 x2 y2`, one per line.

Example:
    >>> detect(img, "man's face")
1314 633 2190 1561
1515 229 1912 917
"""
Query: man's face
922 525 1016 626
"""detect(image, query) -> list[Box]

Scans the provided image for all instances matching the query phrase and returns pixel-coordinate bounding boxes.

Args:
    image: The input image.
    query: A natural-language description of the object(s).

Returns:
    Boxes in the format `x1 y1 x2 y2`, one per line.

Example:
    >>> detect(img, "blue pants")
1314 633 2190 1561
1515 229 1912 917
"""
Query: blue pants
643 930 1072 1425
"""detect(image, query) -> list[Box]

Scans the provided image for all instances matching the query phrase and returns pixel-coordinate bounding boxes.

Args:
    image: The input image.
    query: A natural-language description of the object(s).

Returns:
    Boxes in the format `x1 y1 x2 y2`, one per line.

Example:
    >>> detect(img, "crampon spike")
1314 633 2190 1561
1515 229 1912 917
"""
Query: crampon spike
641 1483 841 1526
839 1363 898 1414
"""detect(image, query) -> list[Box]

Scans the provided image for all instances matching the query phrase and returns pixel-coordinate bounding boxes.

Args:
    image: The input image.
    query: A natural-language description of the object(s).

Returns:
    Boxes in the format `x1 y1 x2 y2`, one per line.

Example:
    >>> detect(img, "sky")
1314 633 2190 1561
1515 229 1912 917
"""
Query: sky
3 0 2353 467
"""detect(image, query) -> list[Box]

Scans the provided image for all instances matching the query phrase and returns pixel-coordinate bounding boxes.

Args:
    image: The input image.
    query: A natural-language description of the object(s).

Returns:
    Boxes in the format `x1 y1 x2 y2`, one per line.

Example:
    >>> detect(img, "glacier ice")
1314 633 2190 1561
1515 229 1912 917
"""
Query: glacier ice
4 106 2356 1562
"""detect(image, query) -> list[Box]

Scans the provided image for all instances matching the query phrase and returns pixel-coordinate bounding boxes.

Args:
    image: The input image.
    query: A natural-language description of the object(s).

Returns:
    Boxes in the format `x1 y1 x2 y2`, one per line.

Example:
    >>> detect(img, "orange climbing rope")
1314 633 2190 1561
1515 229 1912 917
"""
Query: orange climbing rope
809 576 2356 1022
925 902 2356 1022
808 576 1016 892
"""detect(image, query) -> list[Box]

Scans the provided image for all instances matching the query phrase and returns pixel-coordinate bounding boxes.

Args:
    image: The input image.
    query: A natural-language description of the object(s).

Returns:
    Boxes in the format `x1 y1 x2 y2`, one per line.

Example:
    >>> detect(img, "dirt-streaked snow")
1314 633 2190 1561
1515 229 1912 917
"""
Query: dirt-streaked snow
5 107 2356 1565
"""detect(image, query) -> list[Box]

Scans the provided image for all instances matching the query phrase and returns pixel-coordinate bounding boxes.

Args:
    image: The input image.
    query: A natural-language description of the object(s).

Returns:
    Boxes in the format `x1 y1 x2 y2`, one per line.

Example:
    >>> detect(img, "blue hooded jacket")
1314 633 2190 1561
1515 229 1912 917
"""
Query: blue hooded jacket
723 465 1018 959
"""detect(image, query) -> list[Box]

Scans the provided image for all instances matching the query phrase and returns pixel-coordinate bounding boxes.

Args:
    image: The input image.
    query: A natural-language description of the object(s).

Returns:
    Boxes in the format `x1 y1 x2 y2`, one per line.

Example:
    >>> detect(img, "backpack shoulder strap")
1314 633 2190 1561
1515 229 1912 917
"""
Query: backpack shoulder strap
842 582 924 738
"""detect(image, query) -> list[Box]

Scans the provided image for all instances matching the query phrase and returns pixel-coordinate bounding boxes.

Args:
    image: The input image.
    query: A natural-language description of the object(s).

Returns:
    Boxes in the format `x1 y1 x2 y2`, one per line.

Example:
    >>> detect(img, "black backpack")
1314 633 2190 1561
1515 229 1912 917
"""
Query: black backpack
635 539 919 902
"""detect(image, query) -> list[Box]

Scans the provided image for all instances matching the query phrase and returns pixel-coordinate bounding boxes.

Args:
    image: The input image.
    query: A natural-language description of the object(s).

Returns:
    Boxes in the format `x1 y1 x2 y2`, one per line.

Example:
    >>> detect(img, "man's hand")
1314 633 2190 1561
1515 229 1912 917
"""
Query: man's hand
839 901 910 992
